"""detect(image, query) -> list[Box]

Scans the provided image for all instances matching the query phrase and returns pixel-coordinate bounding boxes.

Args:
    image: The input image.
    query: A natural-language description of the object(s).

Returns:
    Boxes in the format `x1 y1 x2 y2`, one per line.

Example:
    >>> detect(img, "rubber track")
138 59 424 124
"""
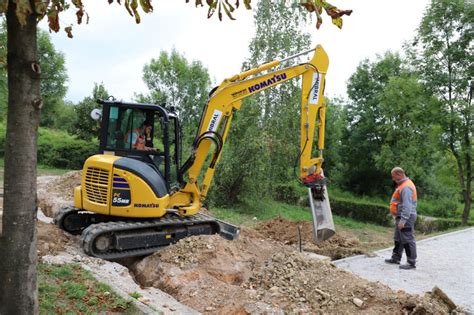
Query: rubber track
81 213 221 260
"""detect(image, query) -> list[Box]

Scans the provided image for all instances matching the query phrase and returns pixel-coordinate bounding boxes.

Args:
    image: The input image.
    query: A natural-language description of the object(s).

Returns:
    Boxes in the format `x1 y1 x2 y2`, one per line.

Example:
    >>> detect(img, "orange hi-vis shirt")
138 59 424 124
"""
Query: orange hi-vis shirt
390 178 417 216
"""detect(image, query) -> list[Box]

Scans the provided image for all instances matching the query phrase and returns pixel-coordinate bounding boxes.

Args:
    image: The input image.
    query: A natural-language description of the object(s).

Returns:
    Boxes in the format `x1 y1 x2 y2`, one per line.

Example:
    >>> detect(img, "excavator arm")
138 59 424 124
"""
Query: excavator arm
173 45 333 241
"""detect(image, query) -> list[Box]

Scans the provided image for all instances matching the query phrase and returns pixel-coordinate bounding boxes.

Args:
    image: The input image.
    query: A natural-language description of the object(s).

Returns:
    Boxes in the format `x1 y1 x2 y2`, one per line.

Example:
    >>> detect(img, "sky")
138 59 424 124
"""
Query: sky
40 0 431 103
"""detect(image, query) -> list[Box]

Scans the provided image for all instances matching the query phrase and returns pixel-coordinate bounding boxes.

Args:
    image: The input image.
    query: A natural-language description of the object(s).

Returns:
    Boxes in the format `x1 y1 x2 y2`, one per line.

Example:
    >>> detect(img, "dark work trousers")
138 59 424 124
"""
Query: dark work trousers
391 214 417 265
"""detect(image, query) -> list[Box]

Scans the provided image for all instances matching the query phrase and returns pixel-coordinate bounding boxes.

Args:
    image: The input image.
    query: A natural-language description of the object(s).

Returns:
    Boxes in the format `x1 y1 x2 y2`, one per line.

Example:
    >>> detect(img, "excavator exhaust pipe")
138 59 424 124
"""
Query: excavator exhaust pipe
308 185 335 243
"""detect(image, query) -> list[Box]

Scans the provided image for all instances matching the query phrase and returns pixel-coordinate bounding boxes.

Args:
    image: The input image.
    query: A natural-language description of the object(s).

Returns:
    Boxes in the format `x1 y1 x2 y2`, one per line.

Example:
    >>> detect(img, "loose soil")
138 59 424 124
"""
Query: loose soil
36 173 457 314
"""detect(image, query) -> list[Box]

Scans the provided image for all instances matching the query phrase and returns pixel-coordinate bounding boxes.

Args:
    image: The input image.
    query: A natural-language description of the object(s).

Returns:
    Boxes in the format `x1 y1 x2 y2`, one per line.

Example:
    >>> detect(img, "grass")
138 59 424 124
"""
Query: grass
129 291 142 299
38 262 140 315
210 198 388 233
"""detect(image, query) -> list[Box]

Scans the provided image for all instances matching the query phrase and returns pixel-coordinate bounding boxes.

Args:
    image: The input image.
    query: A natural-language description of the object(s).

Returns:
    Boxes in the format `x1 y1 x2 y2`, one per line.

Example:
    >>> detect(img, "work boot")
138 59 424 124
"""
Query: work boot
399 263 416 270
384 258 400 264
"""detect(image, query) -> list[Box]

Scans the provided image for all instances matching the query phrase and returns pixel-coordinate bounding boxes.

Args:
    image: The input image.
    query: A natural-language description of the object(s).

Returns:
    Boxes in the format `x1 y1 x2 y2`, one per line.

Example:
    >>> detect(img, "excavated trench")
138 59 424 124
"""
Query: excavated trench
36 172 455 314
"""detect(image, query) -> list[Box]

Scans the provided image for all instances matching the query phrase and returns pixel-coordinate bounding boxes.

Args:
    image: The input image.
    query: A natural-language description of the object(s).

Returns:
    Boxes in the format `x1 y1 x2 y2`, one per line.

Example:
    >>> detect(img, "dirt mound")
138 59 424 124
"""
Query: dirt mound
129 230 451 314
37 171 81 217
256 216 364 259
37 221 73 256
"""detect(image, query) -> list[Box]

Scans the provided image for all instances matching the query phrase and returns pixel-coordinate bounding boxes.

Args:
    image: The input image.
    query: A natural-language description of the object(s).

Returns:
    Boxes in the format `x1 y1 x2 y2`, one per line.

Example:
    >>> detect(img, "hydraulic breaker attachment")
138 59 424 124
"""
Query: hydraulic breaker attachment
304 172 335 243
308 186 335 243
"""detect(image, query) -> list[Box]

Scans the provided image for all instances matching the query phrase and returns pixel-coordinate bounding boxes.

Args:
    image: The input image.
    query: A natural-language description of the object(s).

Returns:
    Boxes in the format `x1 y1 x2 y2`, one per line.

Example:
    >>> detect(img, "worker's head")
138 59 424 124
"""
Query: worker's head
391 167 405 183
141 120 153 133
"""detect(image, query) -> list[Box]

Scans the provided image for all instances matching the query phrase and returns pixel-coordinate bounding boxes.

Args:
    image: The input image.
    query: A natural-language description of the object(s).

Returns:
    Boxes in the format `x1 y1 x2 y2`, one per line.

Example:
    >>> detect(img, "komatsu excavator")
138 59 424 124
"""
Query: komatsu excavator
55 45 335 259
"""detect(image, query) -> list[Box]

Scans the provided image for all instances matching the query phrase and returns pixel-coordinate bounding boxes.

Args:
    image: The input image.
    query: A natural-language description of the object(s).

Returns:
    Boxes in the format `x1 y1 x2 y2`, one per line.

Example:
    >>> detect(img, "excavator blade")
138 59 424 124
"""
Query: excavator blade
308 186 335 243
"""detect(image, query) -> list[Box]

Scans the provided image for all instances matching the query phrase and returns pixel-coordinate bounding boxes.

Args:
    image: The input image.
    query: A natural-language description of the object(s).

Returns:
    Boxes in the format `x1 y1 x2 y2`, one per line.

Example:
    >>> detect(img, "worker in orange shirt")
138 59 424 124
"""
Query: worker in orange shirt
385 167 418 270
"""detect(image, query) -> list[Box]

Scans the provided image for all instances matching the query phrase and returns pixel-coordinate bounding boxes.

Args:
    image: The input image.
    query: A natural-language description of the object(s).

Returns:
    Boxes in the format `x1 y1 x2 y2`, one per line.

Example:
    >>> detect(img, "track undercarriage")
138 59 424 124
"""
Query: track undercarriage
54 207 240 260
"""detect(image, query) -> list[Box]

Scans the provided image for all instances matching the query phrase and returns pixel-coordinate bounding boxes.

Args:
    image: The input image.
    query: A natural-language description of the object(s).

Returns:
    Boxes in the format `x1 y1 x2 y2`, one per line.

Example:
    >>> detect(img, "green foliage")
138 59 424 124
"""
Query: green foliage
331 197 392 226
208 98 268 206
340 52 443 197
416 217 474 233
137 49 211 154
71 83 109 140
418 197 459 218
340 53 402 195
37 30 69 127
273 180 307 204
0 24 68 126
37 128 98 169
0 122 98 169
407 0 473 223
53 101 76 132
375 75 440 181
129 292 142 299
323 98 345 179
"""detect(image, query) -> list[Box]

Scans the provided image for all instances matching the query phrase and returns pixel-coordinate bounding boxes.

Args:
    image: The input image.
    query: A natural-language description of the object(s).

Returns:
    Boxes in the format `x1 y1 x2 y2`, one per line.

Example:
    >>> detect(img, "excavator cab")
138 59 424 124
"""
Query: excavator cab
97 100 181 191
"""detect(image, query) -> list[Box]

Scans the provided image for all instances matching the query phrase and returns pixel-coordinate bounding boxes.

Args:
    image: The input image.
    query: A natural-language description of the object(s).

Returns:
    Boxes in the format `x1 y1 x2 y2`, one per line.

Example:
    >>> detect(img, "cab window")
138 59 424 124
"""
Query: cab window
105 106 147 151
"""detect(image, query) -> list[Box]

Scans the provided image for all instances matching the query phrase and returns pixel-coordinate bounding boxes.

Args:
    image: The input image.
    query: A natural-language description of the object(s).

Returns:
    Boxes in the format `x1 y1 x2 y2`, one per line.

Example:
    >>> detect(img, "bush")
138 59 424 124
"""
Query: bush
416 216 474 233
329 196 473 233
37 128 98 169
0 123 98 169
330 197 392 226
417 198 459 218
274 181 307 204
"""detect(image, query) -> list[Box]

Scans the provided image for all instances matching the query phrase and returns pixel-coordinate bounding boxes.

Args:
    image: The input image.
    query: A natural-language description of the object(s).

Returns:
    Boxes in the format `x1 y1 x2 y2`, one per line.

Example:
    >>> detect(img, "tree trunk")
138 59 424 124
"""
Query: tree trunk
0 2 41 314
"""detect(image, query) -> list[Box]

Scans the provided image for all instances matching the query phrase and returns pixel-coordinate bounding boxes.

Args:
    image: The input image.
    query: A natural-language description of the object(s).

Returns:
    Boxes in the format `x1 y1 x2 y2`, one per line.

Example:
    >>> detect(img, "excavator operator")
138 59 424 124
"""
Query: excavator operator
125 120 156 151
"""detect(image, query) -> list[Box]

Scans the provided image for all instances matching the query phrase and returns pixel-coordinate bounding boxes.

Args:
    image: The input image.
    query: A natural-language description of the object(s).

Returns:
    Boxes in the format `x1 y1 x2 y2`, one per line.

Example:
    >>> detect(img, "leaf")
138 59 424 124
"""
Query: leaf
15 0 33 26
300 0 315 13
47 9 60 33
130 0 141 23
325 6 352 19
218 1 222 21
243 0 251 10
124 0 133 16
225 0 235 12
316 14 322 29
65 26 73 38
300 0 352 29
222 1 235 20
139 0 153 13
331 16 342 29
71 0 83 7
76 7 84 24
0 0 8 14
207 0 217 18
33 0 48 16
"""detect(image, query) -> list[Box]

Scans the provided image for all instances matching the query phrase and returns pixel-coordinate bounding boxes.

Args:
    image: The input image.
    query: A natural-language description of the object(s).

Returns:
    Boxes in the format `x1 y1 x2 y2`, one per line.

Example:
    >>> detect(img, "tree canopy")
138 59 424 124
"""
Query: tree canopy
407 0 473 223
0 23 68 126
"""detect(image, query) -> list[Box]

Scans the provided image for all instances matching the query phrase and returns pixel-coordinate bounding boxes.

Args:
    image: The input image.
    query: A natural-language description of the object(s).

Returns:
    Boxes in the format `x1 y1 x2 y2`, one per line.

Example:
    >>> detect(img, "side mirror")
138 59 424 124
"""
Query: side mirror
90 108 102 121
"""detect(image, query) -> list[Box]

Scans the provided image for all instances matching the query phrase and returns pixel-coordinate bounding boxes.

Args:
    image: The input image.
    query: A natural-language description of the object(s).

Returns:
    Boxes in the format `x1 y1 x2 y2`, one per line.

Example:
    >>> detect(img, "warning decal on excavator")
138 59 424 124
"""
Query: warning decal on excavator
309 73 322 105
207 110 222 132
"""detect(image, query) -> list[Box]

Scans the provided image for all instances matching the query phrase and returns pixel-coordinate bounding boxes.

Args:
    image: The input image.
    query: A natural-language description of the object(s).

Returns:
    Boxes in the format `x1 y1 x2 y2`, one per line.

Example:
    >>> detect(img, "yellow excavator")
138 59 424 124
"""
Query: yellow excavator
55 45 335 259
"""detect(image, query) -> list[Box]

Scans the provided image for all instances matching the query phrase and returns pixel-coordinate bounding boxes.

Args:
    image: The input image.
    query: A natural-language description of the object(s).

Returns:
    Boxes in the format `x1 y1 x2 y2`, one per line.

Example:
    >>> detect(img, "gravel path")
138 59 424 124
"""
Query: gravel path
334 228 474 313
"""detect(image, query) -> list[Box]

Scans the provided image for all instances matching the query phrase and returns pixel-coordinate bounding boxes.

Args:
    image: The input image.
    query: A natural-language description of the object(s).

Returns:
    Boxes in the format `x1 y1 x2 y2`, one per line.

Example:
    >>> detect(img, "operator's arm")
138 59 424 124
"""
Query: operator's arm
399 186 415 225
